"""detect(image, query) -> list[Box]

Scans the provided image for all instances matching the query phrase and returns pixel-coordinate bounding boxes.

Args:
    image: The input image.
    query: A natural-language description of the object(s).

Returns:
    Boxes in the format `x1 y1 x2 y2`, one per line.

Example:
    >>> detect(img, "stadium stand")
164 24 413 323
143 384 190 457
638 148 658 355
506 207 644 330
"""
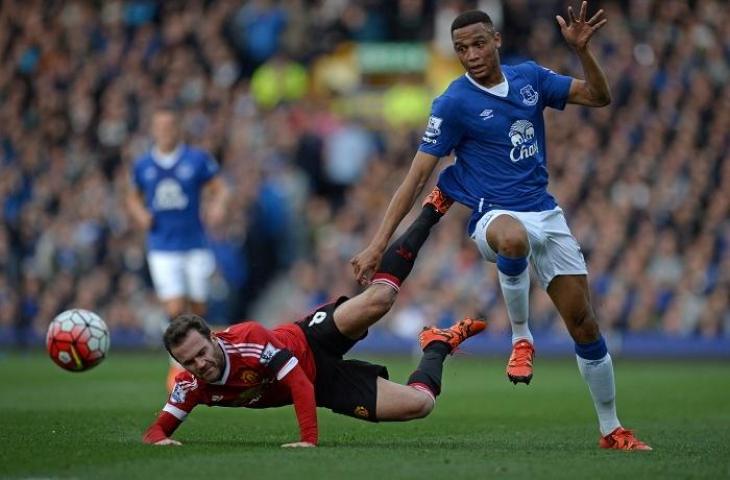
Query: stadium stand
0 0 727 354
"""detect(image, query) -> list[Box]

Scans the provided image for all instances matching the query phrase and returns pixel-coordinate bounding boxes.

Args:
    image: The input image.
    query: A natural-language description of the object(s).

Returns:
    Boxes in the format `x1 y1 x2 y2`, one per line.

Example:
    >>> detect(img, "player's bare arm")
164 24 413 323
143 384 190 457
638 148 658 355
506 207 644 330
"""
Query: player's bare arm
126 184 152 230
204 176 230 226
350 150 440 284
557 1 611 107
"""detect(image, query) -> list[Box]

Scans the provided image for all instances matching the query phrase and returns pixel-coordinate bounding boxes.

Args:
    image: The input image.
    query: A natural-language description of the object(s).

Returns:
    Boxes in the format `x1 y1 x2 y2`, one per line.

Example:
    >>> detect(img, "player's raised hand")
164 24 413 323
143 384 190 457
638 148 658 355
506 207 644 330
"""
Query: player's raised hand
281 441 316 448
556 1 606 51
350 244 383 285
154 438 182 446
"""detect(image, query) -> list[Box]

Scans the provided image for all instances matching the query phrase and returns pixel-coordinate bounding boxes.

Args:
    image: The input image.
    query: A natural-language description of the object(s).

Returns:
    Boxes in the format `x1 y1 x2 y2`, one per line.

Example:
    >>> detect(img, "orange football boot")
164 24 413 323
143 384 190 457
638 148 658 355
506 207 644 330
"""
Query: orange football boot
419 316 487 353
599 427 653 451
506 339 535 385
422 186 454 215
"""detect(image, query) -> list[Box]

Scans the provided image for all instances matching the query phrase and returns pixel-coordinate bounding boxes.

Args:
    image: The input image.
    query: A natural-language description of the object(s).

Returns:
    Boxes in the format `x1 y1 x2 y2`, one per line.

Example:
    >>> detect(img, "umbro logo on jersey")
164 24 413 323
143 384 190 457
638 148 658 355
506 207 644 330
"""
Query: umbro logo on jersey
479 109 493 120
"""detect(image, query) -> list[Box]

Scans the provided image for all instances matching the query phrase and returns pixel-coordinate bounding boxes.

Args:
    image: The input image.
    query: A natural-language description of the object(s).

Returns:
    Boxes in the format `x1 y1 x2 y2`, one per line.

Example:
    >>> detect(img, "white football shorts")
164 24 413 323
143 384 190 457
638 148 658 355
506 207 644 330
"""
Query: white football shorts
147 249 216 302
470 207 587 289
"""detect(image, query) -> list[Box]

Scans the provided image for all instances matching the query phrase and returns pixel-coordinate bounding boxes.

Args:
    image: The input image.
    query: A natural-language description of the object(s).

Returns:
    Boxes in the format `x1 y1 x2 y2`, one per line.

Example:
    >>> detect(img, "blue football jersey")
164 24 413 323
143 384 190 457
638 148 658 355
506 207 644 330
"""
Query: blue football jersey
418 61 573 234
132 144 219 251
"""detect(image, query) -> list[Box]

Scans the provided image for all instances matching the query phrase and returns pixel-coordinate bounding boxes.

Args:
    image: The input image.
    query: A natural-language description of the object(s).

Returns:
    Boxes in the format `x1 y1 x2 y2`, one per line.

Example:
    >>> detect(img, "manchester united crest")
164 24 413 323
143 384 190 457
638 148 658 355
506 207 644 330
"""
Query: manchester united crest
354 406 369 419
240 370 261 385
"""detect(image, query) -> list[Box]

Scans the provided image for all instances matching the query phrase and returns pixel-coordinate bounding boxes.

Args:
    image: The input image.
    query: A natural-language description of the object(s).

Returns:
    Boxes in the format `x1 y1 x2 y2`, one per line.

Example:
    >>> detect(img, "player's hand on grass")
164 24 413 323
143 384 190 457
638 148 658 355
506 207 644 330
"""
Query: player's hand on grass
281 441 316 448
154 438 182 446
556 1 606 51
350 245 383 285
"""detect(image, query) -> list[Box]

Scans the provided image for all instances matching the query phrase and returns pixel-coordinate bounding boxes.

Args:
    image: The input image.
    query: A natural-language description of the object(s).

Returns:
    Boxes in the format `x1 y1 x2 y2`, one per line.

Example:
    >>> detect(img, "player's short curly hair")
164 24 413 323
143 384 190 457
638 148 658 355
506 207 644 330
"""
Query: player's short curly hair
451 10 494 35
163 314 212 354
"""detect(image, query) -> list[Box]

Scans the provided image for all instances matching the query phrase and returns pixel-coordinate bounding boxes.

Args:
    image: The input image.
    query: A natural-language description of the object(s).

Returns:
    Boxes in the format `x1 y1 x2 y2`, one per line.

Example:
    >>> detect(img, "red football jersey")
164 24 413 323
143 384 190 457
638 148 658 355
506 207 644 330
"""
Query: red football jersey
145 321 319 444
164 322 315 414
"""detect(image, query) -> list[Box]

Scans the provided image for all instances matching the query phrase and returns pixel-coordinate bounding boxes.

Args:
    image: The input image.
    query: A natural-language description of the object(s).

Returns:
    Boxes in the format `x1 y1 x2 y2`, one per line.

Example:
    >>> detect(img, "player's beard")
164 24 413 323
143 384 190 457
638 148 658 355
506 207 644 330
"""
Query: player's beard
202 365 217 381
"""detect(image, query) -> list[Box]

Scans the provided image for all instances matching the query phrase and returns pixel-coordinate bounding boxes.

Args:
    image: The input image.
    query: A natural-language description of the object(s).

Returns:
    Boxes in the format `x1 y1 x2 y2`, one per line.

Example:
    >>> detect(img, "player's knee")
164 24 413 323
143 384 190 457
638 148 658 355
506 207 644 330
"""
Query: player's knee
496 232 529 257
366 284 397 317
189 302 207 316
410 393 435 419
164 301 186 320
488 220 529 257
568 308 600 343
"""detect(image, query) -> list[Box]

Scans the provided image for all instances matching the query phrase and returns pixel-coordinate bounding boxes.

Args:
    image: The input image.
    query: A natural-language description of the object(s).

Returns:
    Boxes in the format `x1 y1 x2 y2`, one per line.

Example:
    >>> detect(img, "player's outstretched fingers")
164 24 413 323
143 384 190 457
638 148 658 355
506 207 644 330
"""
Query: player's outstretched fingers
154 438 182 446
281 441 316 448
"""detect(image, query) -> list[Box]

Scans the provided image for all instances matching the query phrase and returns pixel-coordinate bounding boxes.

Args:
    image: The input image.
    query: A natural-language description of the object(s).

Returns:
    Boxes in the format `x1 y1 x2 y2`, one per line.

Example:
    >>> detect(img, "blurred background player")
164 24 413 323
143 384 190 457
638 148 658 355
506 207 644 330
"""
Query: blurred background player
144 206 486 447
127 106 229 390
351 3 651 450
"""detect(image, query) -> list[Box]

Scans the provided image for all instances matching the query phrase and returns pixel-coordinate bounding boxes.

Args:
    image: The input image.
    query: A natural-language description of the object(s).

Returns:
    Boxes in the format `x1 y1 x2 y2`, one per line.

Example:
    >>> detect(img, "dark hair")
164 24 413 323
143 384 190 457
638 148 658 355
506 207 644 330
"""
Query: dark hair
163 314 212 355
451 10 494 35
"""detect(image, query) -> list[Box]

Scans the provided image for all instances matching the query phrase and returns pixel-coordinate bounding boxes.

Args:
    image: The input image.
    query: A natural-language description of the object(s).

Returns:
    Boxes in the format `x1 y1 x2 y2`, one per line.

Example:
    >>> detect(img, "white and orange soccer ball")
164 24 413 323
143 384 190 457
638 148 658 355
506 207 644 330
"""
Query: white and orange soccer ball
46 309 110 372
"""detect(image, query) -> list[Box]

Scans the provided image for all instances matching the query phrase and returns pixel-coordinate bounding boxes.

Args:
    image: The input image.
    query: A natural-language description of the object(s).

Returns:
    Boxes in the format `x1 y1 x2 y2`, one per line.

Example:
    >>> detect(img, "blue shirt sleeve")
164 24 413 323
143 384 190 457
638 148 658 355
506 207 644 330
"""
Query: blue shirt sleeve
418 94 464 158
531 61 573 111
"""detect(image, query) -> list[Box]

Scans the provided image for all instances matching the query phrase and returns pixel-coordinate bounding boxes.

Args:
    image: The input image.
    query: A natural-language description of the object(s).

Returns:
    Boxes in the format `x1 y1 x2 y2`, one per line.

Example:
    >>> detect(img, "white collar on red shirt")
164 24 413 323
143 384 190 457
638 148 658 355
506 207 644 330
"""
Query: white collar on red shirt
209 338 231 385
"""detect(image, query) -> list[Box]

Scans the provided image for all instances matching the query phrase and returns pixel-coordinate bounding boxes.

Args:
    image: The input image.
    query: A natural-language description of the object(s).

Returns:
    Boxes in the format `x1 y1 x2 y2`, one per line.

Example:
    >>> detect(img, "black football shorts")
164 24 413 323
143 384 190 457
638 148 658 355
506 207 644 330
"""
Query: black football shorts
296 297 389 422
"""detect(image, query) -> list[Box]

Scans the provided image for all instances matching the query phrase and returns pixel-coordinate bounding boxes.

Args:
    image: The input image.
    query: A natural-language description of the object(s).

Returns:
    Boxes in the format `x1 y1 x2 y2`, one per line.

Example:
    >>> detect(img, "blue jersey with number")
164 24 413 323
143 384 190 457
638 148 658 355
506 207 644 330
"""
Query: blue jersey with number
418 61 572 234
132 145 219 251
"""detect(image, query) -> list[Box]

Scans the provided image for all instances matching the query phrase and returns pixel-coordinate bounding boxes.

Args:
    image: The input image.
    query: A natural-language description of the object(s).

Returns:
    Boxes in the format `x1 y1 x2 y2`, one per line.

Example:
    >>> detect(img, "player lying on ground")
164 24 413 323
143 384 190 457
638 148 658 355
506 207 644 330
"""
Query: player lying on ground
142 203 486 447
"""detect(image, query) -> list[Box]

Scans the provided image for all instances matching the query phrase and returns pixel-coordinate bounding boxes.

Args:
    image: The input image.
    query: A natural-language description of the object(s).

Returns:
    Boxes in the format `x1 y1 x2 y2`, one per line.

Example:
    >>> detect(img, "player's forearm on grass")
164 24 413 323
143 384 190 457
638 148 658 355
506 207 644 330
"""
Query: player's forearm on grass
574 47 611 106
280 365 318 445
142 411 181 444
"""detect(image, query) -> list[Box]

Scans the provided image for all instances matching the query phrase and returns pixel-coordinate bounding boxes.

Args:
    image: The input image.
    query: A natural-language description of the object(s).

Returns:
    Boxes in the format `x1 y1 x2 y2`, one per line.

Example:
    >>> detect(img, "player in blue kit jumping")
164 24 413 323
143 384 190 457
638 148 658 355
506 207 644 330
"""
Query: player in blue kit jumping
351 2 651 450
127 105 230 390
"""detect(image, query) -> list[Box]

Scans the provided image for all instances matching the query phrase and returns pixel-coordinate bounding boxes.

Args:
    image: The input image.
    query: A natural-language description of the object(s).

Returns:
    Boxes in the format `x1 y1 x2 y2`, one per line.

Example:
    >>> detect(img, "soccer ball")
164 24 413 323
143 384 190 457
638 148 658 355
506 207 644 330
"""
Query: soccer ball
46 309 110 372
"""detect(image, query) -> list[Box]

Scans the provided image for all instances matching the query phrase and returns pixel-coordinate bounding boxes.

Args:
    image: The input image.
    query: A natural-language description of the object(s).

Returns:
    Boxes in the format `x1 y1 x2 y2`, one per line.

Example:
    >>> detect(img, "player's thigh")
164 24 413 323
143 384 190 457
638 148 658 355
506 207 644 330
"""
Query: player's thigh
375 377 433 421
314 357 388 422
332 284 396 340
147 251 187 300
183 249 215 302
298 298 359 357
533 209 588 289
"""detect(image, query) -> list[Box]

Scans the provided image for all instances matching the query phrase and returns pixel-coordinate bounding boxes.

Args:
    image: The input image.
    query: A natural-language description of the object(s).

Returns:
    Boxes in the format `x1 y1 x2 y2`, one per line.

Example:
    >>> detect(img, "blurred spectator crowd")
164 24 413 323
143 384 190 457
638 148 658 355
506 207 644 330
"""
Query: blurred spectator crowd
0 0 728 347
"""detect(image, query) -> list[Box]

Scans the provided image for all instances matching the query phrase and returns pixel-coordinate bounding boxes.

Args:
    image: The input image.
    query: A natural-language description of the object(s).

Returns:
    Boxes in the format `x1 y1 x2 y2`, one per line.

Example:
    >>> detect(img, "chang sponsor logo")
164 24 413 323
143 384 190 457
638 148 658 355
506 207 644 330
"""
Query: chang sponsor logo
508 120 539 163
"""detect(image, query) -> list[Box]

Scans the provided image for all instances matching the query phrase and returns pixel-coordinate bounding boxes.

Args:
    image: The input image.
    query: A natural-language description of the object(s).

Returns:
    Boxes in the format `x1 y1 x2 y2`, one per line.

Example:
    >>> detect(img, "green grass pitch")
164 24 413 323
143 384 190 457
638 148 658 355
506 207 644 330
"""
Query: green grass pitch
1 351 729 479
